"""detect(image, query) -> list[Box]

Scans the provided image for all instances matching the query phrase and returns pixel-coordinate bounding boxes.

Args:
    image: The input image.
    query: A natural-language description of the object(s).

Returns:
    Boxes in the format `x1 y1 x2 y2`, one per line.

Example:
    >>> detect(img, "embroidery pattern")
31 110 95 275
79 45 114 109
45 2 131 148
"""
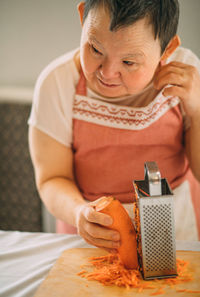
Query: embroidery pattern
73 95 179 130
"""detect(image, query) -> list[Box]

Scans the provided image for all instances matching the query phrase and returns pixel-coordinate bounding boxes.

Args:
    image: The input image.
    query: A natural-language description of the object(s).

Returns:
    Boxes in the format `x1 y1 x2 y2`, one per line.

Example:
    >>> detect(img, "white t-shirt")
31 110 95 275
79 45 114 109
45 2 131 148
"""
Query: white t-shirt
28 47 200 147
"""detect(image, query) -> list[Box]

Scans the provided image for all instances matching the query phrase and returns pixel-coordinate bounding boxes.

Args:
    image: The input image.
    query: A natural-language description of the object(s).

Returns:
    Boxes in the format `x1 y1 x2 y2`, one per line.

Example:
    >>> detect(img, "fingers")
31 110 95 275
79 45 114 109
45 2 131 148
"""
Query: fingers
154 61 188 91
153 60 200 118
83 205 113 227
154 61 199 98
84 219 120 241
76 204 121 250
162 85 185 98
102 247 118 254
82 226 121 249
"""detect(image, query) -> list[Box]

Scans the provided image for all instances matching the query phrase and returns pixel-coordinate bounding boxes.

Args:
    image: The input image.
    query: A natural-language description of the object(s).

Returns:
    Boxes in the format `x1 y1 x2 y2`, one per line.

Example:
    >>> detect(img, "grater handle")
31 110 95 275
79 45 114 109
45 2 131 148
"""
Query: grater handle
145 162 162 196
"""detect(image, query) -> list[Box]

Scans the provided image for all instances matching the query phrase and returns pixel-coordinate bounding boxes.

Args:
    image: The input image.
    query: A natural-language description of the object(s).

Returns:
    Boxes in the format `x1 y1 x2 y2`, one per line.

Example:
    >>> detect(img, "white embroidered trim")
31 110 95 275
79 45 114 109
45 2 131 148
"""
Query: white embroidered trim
73 93 180 130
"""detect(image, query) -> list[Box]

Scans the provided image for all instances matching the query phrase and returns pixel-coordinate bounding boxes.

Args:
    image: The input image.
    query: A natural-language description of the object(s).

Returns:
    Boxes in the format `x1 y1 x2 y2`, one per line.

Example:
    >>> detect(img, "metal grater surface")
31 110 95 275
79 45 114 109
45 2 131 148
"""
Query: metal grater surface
139 196 177 279
133 162 177 280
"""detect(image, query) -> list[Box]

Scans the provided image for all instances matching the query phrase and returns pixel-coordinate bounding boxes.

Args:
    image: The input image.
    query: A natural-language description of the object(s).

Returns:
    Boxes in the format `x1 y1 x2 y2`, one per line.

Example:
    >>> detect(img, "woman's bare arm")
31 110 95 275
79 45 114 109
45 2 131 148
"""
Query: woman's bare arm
28 126 86 227
28 126 120 250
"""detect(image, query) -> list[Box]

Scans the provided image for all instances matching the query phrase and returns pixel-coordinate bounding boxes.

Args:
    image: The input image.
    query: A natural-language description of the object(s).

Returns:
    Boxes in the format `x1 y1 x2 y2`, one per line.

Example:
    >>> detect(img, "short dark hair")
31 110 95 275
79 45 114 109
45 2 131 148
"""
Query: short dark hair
83 0 179 54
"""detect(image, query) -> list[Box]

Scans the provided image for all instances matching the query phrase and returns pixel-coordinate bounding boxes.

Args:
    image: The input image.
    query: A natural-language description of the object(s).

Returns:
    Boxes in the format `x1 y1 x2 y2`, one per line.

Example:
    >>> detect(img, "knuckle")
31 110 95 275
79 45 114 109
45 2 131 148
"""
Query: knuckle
77 225 84 237
87 235 102 247
188 65 196 73
86 224 96 237
84 207 95 222
167 72 175 80
84 237 93 247
102 230 113 241
188 65 197 79
76 218 83 234
81 229 95 246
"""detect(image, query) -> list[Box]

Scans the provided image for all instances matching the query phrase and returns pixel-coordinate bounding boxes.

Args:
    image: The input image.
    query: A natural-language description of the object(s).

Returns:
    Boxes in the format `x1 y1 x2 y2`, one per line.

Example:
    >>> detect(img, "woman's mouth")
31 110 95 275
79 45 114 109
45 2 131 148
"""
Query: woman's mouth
97 77 121 88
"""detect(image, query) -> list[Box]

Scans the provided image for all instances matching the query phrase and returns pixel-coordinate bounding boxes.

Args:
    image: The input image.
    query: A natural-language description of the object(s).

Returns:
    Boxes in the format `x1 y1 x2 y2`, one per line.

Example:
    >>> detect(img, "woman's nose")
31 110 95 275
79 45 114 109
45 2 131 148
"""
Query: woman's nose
99 58 120 80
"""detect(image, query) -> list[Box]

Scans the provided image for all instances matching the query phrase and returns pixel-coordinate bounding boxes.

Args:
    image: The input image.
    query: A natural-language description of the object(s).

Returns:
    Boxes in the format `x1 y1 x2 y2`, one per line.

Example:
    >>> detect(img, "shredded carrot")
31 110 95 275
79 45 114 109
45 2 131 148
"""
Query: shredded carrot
150 285 167 296
134 182 150 197
185 290 200 293
176 289 200 294
176 289 188 293
77 270 87 276
77 253 199 295
77 194 198 294
81 253 141 288
150 286 166 296
138 187 150 197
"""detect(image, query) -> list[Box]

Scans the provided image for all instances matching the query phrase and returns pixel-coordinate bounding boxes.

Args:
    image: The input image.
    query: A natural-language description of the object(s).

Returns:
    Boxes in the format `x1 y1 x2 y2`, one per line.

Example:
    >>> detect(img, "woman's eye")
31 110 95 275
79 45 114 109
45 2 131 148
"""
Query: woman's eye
123 60 135 66
91 45 102 55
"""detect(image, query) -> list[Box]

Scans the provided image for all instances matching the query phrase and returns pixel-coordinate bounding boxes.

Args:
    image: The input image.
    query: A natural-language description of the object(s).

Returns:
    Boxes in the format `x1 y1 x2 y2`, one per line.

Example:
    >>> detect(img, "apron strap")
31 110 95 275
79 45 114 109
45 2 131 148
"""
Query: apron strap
76 68 87 96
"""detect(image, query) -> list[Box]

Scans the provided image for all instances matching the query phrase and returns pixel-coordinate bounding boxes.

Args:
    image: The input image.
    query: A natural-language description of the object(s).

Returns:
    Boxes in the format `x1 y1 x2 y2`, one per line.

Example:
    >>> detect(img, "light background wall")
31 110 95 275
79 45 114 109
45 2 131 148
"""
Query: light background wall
1 0 200 88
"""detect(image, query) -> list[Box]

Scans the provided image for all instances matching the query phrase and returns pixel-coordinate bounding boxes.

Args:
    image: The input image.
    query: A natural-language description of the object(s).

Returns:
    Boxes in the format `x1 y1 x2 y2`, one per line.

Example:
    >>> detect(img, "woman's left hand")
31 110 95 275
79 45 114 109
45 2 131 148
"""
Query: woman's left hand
154 61 200 119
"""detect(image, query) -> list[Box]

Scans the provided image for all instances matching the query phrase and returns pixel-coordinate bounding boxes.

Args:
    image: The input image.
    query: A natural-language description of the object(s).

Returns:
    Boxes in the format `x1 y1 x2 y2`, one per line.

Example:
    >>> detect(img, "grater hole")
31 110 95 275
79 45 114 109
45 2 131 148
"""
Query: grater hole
142 203 175 272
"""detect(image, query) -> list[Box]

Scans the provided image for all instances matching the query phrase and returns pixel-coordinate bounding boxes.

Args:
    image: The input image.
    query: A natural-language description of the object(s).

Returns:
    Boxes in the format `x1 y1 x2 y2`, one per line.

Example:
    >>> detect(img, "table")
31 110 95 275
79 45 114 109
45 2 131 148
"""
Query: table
0 231 200 297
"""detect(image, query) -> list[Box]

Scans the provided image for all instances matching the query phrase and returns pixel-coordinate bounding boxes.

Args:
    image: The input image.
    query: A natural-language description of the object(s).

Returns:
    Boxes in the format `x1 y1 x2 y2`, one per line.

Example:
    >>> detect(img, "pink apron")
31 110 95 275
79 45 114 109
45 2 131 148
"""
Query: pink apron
56 71 200 239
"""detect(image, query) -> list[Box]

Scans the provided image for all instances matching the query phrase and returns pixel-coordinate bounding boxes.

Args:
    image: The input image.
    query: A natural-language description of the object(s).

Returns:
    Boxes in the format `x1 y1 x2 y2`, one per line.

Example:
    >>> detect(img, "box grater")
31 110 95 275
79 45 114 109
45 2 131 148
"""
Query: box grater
133 161 177 280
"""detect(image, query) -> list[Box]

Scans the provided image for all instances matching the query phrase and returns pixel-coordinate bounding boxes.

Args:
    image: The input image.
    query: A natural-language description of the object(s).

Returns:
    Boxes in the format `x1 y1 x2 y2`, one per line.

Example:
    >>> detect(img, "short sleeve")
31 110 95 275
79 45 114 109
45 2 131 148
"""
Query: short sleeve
28 51 79 147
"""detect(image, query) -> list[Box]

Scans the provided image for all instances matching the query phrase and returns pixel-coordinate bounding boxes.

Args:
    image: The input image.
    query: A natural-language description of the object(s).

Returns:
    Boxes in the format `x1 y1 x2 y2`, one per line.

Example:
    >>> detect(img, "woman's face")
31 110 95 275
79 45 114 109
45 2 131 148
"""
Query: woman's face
79 5 162 98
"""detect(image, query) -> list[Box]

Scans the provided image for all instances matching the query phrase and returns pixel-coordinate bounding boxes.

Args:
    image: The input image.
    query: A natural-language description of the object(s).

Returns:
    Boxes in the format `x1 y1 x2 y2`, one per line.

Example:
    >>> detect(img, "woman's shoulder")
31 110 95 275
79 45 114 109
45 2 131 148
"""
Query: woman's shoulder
35 48 80 92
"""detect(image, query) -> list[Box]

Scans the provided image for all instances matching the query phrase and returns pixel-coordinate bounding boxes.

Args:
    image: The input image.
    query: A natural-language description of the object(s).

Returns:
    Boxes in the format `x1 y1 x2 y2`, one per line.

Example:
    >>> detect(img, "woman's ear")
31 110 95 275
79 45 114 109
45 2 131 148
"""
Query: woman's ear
77 2 85 26
161 35 181 62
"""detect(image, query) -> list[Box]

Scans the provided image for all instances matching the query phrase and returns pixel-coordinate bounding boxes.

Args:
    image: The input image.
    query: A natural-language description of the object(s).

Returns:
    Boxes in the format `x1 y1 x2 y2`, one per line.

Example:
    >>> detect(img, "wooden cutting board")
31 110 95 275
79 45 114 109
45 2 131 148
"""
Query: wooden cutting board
34 248 200 297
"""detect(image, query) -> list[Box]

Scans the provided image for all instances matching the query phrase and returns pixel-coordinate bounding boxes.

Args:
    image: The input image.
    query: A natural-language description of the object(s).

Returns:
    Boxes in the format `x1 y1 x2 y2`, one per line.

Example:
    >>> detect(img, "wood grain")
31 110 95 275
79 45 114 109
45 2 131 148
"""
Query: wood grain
34 248 200 297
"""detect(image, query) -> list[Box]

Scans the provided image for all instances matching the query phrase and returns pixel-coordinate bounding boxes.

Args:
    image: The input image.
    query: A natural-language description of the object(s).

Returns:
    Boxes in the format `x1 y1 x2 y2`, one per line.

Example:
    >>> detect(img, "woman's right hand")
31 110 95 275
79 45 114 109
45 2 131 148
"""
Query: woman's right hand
75 199 121 252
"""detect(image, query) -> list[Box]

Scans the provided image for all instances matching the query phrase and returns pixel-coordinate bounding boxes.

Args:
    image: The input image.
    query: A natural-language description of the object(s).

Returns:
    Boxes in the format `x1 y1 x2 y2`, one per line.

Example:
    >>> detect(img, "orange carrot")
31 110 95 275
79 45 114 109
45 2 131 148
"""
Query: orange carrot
78 196 196 294
77 270 87 276
93 196 138 269
179 289 200 293
78 253 196 295
86 253 141 288
150 286 166 296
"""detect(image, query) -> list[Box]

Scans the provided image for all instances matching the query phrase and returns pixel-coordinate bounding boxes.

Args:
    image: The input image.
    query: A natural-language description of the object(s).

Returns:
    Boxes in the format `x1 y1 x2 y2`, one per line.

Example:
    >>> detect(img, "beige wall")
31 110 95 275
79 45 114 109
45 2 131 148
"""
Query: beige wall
1 0 200 88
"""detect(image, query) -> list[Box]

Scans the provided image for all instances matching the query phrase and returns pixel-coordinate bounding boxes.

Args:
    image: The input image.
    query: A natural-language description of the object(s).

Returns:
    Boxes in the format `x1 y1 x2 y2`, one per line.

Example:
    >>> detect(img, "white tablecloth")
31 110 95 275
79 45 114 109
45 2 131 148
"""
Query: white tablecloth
0 230 200 297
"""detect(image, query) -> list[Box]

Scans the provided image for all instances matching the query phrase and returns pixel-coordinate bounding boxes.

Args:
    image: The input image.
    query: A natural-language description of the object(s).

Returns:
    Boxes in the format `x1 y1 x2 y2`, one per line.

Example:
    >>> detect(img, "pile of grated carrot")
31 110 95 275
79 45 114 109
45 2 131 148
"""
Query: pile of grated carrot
77 253 200 295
